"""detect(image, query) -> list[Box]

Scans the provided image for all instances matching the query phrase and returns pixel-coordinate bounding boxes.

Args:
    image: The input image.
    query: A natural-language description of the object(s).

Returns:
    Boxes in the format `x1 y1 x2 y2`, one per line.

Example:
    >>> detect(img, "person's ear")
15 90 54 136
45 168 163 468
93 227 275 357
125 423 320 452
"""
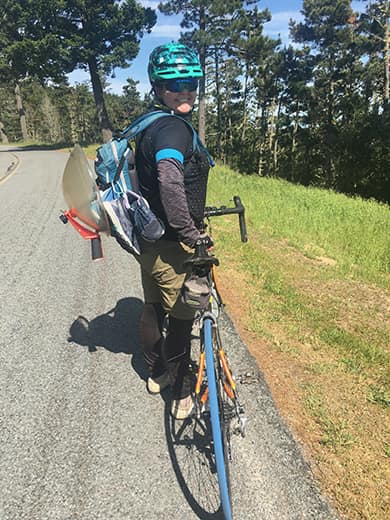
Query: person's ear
153 84 164 97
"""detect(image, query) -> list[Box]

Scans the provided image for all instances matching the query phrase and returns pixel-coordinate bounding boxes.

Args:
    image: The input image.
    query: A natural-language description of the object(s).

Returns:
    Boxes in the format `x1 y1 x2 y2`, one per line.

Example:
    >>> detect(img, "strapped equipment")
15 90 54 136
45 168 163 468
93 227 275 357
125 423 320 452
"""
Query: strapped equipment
94 111 214 255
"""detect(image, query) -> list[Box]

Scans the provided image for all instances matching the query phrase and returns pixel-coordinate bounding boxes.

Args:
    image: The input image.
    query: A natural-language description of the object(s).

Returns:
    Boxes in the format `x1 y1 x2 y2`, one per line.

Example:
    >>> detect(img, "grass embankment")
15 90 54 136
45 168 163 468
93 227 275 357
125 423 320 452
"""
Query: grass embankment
6 141 100 158
207 166 389 520
82 143 100 159
7 140 75 150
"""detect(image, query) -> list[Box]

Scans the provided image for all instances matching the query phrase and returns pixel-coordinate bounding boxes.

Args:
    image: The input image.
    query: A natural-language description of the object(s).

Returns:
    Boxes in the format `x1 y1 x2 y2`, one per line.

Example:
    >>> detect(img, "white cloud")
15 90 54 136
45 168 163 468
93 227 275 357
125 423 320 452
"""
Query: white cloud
138 1 160 9
150 24 181 38
270 11 302 24
67 69 90 85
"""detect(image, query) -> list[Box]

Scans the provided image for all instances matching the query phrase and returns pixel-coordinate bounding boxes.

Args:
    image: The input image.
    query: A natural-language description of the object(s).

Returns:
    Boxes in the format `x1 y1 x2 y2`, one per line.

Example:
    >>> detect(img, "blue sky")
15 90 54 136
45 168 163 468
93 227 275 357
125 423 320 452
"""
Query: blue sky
68 0 365 95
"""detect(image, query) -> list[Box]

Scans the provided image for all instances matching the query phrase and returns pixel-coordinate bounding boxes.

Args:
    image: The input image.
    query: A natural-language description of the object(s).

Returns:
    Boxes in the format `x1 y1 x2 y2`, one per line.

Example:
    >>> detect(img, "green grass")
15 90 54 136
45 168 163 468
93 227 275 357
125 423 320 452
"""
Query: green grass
12 139 77 147
7 141 100 159
367 384 390 408
209 166 390 519
384 441 390 458
207 163 390 396
238 238 390 380
207 164 390 286
82 143 100 159
302 383 355 451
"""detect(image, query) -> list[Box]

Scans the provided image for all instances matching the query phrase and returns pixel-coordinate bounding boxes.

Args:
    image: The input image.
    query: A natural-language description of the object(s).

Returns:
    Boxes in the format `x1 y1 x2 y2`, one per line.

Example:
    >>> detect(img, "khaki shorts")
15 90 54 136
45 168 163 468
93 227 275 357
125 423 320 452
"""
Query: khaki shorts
136 239 195 320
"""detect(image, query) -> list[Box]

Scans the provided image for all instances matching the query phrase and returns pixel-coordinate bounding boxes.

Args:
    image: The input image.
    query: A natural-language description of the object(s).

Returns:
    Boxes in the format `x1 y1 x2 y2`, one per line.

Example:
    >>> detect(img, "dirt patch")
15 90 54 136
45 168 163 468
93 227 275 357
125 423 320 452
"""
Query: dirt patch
316 256 338 267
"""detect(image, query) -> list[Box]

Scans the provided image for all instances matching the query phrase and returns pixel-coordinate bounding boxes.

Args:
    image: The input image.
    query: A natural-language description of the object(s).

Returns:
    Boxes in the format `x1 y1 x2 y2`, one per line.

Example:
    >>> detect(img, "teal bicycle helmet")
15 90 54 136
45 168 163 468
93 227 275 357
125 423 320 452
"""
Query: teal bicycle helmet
148 42 203 84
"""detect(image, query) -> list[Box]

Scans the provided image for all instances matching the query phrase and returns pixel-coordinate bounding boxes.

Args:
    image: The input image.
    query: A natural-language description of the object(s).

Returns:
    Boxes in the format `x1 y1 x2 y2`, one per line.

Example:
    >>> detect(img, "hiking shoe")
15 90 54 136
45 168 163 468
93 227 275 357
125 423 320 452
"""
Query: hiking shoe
171 394 194 420
147 372 170 394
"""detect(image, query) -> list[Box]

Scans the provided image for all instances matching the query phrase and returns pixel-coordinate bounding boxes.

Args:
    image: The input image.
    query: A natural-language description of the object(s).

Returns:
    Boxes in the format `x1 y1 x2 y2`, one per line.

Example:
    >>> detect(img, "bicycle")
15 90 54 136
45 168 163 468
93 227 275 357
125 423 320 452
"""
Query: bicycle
169 196 248 520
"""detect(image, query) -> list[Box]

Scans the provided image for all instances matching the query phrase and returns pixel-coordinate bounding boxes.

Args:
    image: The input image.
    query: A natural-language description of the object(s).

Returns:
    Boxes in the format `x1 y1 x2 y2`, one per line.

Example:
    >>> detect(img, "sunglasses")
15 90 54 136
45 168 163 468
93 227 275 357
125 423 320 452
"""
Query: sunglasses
162 78 199 93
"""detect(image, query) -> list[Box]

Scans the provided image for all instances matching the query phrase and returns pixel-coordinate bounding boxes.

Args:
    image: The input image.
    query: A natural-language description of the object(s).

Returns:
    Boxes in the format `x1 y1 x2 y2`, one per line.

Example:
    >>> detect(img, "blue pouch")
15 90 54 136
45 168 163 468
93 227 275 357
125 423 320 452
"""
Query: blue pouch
127 191 165 243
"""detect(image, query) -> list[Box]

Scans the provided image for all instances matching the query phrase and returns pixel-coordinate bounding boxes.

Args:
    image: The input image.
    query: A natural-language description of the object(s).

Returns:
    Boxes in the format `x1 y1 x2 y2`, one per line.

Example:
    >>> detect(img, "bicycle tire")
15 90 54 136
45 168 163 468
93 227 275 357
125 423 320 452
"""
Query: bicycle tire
213 324 233 503
204 318 233 520
218 362 232 500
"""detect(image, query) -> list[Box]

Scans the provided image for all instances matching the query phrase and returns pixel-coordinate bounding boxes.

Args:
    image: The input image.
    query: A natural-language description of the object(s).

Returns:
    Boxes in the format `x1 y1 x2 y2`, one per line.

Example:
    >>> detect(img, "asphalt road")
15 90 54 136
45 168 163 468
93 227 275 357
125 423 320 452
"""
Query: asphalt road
0 147 338 520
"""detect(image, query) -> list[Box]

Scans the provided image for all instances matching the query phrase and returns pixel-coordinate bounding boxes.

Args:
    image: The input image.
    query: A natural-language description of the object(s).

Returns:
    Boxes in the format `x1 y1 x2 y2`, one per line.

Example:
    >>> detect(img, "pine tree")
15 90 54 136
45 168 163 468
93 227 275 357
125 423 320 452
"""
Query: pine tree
0 0 156 141
0 0 76 139
276 45 314 183
290 0 356 188
54 0 156 141
358 0 390 109
122 78 148 119
158 0 247 142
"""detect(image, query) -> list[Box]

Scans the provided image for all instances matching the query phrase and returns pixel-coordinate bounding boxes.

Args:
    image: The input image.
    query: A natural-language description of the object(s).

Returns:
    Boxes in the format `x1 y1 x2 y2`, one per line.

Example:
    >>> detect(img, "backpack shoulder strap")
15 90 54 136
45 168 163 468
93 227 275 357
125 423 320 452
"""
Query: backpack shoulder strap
113 145 131 185
112 111 169 187
121 110 215 167
172 114 215 167
121 111 171 140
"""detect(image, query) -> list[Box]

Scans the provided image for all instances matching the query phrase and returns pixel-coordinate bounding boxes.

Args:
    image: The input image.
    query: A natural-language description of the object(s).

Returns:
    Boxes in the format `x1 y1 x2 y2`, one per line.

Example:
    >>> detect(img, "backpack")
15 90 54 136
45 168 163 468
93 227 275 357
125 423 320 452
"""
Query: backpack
94 110 214 197
94 137 133 196
94 110 214 255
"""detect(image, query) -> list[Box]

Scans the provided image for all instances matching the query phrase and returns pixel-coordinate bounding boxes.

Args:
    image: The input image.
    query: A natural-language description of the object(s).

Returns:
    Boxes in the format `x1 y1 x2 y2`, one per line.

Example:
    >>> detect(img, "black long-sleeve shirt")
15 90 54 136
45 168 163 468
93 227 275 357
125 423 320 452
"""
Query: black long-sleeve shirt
135 115 210 247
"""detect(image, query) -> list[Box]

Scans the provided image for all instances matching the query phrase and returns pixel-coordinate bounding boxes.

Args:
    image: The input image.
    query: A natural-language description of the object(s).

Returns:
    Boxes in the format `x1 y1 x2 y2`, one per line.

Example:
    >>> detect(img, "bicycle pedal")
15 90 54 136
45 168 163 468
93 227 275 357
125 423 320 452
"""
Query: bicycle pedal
235 414 247 437
237 371 260 385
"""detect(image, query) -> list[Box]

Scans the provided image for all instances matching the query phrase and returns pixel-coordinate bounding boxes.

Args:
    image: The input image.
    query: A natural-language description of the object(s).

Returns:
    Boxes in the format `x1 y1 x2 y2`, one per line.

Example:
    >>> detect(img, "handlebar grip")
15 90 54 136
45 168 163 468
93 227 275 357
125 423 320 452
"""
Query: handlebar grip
203 195 248 243
233 196 248 243
91 237 104 261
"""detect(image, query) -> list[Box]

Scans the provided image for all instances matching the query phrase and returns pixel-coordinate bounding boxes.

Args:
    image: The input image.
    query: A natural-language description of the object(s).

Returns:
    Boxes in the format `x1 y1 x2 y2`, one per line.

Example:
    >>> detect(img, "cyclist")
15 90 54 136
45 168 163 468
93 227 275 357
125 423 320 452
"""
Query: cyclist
134 42 211 419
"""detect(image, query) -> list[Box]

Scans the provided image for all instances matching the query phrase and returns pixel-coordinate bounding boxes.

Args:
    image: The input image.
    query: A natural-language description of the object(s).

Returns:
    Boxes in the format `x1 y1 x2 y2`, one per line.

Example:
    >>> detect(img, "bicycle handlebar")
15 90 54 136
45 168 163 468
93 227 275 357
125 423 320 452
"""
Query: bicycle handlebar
204 195 248 243
184 196 248 272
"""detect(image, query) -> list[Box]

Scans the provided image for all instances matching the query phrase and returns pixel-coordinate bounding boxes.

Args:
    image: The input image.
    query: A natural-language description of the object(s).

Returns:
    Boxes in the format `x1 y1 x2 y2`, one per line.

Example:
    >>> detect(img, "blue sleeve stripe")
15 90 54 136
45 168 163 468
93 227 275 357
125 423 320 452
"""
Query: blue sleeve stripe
155 148 184 163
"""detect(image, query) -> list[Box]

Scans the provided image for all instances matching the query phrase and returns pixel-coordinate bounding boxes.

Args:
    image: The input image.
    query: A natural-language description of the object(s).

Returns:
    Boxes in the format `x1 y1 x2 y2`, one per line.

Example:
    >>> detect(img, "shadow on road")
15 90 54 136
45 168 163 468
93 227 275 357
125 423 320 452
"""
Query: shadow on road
0 142 73 152
67 296 147 380
164 401 224 519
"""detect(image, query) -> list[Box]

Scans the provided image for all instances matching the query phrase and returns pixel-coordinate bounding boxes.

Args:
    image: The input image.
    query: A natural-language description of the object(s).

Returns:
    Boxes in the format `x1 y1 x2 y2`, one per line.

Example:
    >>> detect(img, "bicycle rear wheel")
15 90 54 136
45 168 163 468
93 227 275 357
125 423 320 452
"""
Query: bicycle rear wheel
203 318 233 520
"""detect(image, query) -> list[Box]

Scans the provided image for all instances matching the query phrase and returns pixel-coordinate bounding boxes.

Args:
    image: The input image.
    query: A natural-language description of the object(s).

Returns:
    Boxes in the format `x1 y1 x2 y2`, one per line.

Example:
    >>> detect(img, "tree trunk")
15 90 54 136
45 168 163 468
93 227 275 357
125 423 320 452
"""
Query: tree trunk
268 97 277 175
15 82 28 141
273 98 282 173
241 62 250 143
326 58 336 187
291 101 300 181
69 95 78 144
0 121 9 144
87 56 112 143
257 142 266 176
198 71 206 143
384 6 389 107
198 4 206 143
257 104 266 176
214 47 222 156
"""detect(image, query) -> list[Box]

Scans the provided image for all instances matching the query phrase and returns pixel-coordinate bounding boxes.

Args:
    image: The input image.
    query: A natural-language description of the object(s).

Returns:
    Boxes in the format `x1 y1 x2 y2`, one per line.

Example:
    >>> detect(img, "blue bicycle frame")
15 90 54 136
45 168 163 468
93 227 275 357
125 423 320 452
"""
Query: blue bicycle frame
203 316 233 520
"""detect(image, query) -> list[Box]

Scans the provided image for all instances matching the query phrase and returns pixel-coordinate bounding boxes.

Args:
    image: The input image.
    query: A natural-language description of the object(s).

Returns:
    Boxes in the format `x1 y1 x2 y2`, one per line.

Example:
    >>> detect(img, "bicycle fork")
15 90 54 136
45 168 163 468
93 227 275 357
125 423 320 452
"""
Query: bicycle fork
194 315 247 437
